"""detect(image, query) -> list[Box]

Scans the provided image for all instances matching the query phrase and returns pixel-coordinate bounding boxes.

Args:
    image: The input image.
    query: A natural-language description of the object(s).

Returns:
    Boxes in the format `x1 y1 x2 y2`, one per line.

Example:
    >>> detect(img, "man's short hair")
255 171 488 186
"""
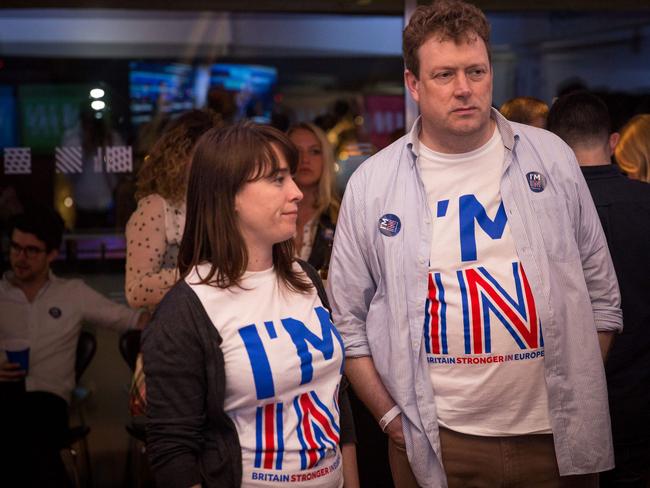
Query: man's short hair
547 91 612 149
500 97 549 126
403 0 491 78
9 205 65 252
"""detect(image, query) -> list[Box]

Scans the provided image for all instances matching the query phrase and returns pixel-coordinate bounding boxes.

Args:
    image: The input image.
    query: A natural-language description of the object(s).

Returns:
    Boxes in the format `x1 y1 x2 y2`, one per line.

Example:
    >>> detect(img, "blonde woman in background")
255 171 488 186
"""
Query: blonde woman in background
288 122 359 487
288 123 341 271
125 109 219 310
615 114 650 183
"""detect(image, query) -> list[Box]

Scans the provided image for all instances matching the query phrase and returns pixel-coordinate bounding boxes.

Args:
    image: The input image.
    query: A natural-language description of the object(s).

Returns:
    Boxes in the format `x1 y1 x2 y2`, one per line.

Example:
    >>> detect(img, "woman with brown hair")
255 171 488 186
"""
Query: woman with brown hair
125 109 219 310
288 123 341 271
142 122 353 488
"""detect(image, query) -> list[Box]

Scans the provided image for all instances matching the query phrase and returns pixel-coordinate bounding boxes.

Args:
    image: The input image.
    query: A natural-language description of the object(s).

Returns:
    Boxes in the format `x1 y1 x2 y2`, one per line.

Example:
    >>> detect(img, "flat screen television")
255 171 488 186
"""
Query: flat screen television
129 62 195 126
209 63 277 124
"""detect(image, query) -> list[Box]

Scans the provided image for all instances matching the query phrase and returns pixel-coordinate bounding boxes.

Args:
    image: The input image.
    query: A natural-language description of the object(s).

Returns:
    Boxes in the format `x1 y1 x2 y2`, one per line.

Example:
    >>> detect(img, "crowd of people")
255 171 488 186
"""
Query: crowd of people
1 0 649 487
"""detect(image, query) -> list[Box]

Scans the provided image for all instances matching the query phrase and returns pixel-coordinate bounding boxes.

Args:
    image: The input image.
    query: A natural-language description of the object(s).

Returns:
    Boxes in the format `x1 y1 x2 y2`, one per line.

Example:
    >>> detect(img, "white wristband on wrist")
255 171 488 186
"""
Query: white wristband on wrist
379 405 401 433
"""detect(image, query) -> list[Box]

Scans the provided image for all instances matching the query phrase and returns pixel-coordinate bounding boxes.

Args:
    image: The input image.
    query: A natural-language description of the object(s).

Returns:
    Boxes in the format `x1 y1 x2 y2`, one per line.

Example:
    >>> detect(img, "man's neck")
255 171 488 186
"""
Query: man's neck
571 147 611 167
10 273 49 303
420 118 496 155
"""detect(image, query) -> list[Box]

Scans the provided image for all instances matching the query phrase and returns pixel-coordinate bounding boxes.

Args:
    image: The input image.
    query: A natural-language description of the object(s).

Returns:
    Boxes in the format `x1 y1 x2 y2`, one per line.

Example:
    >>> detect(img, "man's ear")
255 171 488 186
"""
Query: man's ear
46 249 59 266
609 132 620 156
404 69 420 104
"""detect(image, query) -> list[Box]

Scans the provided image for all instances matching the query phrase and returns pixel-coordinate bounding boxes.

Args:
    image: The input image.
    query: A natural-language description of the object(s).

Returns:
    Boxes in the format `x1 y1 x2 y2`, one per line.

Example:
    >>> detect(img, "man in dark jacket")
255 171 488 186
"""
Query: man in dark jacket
548 91 650 488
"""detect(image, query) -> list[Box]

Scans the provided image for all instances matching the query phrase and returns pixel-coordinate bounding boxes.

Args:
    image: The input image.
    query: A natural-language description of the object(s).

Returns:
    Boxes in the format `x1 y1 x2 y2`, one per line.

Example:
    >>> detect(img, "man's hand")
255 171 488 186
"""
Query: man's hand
136 311 151 330
345 357 406 446
598 331 615 362
384 413 406 449
0 361 26 381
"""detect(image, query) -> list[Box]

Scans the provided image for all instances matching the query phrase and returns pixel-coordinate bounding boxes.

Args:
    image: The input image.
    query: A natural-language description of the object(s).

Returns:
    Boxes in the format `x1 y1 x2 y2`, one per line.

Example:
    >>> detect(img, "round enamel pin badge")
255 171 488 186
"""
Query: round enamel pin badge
526 171 547 193
49 307 62 319
378 214 401 237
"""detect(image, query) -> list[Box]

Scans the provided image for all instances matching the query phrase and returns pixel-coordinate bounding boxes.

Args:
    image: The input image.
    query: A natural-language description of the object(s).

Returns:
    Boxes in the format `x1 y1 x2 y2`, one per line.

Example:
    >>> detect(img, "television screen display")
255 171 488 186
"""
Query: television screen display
209 63 277 123
129 62 195 126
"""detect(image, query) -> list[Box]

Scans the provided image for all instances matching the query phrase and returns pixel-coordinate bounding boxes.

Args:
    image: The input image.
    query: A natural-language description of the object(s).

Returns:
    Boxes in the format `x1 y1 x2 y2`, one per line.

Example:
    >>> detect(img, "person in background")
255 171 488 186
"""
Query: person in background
615 114 650 183
499 96 549 128
143 122 355 488
62 105 121 229
547 91 650 488
206 86 238 125
125 109 220 310
0 205 147 487
0 185 23 273
289 122 360 487
328 1 622 487
124 109 219 418
288 122 341 271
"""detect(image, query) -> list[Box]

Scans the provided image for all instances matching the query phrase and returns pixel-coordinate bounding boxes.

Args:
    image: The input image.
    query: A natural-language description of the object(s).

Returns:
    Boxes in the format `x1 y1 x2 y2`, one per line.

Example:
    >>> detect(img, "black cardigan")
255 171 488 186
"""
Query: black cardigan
142 261 353 488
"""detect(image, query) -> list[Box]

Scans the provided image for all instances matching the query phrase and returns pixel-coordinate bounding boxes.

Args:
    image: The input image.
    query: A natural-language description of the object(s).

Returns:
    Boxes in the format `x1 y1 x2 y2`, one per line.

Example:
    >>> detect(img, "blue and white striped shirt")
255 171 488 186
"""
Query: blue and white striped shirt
329 109 622 487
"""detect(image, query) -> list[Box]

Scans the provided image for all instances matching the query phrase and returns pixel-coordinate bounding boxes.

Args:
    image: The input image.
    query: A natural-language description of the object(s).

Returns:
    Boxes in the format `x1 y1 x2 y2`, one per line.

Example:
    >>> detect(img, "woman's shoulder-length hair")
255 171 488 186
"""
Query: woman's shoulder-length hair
178 121 312 293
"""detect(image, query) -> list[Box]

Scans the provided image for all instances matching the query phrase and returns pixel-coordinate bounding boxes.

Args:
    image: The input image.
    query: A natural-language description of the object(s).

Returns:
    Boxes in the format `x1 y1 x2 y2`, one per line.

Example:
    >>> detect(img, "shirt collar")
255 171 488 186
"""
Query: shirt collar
580 164 624 179
1 269 57 295
405 107 517 166
492 107 516 151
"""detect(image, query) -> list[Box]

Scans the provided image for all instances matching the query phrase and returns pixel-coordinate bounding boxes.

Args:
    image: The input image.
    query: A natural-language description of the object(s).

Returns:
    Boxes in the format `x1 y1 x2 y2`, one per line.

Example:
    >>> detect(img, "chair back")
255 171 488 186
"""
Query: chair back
75 330 97 384
119 329 142 372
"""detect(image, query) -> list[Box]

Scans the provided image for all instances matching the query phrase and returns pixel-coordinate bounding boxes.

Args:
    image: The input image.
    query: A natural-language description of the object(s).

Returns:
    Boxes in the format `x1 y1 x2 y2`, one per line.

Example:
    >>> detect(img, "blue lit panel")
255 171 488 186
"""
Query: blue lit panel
0 85 17 148
129 62 196 126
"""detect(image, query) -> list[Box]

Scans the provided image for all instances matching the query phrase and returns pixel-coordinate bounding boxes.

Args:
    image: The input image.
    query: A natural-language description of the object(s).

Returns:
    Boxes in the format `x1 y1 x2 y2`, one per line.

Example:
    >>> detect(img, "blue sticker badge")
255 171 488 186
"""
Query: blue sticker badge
526 172 547 193
378 214 401 237
49 307 62 319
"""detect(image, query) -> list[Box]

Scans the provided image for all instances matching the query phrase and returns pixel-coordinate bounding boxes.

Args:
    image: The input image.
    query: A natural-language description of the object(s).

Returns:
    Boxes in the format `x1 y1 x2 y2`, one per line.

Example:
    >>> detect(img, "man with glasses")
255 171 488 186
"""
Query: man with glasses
0 205 147 487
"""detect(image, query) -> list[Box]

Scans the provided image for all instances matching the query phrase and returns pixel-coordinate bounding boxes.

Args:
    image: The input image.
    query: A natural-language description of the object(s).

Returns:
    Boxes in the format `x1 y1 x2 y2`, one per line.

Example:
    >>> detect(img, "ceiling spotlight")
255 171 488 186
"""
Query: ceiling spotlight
91 100 106 111
90 88 105 99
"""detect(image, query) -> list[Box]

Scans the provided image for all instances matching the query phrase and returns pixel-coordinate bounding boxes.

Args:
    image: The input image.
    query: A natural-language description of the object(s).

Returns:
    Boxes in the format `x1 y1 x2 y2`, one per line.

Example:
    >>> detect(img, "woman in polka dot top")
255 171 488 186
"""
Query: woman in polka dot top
125 110 221 310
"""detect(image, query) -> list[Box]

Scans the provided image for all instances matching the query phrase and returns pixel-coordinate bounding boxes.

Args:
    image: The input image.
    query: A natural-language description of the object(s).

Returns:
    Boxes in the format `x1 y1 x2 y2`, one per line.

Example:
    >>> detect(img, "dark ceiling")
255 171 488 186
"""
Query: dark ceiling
3 0 650 14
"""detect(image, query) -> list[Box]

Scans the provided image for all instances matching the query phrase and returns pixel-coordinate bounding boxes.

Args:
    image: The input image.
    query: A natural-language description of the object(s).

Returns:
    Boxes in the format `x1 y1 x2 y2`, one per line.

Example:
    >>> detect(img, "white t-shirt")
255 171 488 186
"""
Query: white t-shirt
418 129 551 436
186 263 344 488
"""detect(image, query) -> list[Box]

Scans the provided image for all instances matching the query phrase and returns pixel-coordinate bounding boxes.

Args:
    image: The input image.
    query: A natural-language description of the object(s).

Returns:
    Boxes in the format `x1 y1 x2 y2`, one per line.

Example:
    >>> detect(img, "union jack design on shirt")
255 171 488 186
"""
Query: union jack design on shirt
424 262 542 355
254 402 285 470
293 391 340 469
424 272 448 354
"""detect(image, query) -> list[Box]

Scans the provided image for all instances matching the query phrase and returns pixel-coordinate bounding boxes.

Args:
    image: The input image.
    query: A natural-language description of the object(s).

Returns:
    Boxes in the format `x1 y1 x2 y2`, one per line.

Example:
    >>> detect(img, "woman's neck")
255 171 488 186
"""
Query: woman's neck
246 244 273 271
297 185 318 227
